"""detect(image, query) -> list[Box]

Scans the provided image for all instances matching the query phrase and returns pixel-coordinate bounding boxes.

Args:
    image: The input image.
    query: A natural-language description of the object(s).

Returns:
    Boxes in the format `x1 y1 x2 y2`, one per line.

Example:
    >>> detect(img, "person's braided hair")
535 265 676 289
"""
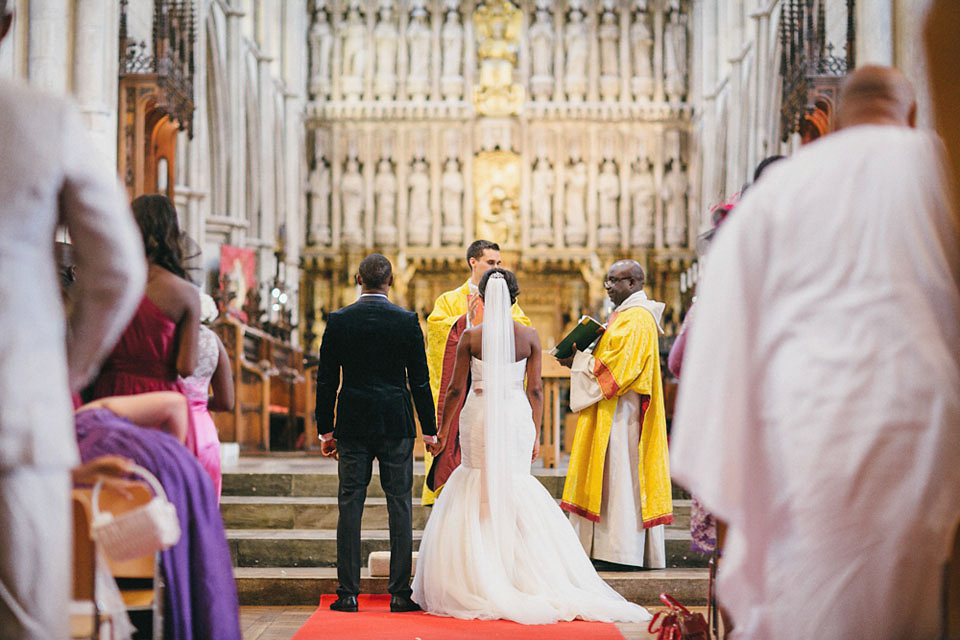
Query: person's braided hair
132 194 187 279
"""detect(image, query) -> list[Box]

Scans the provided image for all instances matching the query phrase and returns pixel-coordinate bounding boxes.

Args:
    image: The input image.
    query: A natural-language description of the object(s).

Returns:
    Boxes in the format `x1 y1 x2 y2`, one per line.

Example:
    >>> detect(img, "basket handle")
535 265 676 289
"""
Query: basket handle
659 592 692 615
92 464 168 521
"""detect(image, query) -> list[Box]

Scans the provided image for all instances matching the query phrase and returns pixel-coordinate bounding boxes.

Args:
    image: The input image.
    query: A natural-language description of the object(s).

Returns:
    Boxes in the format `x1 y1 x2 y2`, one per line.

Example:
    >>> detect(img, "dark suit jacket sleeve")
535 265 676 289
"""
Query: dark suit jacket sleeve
315 316 340 436
405 313 437 436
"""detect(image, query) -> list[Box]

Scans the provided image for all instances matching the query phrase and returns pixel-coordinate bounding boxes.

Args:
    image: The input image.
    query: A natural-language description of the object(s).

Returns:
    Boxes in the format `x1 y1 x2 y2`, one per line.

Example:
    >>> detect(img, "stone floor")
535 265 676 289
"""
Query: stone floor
239 604 712 639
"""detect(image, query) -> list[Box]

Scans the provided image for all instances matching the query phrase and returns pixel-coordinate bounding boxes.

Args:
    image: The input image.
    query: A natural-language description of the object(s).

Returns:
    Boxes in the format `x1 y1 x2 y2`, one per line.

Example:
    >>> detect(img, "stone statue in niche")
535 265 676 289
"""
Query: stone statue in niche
529 2 554 101
664 4 688 101
407 158 431 245
374 1 398 100
564 5 588 101
630 5 654 99
341 3 367 99
406 2 432 100
598 5 620 101
598 6 619 77
530 157 555 246
441 6 463 78
564 157 587 246
374 159 398 245
630 159 655 247
441 158 464 244
308 150 331 245
341 157 365 246
597 159 620 246
662 156 688 248
309 4 333 98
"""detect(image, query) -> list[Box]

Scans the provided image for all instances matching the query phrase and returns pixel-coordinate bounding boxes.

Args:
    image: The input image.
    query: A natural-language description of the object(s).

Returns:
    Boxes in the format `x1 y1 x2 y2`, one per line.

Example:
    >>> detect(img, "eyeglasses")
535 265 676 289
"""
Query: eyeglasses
603 276 633 287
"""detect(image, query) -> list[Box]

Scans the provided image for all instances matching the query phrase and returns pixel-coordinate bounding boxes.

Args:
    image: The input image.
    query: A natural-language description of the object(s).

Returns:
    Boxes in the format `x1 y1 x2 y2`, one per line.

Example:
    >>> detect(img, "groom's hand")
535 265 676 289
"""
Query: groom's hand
426 434 444 456
321 437 338 460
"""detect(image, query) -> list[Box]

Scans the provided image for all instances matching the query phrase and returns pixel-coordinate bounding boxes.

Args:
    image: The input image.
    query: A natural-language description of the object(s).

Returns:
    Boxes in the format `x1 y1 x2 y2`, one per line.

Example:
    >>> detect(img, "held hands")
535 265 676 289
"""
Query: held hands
321 437 338 460
426 432 445 456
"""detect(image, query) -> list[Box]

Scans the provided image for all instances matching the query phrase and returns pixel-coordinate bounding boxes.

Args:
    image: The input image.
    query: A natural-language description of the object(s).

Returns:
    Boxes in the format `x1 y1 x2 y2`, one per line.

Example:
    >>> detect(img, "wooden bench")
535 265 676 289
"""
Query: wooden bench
213 317 316 451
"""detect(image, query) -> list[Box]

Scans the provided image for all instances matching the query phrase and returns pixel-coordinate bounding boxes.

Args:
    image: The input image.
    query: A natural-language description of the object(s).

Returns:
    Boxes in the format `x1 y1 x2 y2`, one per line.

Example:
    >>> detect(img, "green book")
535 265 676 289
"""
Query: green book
550 315 604 359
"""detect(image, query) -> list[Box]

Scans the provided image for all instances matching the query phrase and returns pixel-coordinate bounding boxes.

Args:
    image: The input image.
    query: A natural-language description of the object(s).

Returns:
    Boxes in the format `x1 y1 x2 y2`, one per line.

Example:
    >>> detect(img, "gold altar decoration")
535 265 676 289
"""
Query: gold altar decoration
473 0 524 116
474 150 522 248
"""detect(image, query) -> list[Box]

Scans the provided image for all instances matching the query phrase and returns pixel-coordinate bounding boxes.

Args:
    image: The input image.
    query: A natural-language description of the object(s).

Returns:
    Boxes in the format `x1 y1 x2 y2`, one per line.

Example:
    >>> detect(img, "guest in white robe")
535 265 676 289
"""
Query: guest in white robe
0 3 145 635
671 66 960 639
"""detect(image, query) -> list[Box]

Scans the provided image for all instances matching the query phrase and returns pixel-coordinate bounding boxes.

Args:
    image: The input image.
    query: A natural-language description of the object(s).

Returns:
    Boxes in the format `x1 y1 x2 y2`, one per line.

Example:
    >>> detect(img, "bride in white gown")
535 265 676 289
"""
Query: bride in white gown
412 268 651 625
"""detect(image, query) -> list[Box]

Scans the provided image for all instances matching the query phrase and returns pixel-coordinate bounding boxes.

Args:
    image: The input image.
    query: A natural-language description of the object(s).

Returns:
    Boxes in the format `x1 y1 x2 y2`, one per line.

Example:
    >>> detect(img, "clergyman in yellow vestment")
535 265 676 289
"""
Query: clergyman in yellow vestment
421 241 530 506
559 260 672 568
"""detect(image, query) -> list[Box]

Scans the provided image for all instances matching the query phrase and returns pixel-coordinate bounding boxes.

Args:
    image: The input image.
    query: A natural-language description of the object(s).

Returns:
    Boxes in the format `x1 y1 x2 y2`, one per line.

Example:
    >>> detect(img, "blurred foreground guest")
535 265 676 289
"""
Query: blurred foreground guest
76 392 241 640
93 194 200 400
671 66 960 639
0 1 145 635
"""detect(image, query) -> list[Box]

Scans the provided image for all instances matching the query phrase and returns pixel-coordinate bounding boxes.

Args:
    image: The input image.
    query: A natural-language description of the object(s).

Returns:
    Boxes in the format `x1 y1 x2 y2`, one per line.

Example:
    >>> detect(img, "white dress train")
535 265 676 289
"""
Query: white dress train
412 357 651 625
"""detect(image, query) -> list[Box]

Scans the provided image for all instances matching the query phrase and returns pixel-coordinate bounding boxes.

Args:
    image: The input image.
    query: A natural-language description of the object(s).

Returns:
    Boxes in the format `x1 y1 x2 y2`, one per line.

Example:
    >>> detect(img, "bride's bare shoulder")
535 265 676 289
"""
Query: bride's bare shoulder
514 322 541 346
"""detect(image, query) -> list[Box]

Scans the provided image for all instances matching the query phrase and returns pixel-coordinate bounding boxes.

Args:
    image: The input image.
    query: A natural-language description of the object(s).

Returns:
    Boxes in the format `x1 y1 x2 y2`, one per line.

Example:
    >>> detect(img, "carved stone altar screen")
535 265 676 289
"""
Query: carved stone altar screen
303 0 694 350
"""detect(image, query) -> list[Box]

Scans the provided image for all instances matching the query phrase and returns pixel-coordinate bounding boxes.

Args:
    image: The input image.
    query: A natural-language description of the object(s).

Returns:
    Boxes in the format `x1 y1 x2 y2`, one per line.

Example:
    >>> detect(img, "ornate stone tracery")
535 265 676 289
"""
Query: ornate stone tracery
303 0 694 348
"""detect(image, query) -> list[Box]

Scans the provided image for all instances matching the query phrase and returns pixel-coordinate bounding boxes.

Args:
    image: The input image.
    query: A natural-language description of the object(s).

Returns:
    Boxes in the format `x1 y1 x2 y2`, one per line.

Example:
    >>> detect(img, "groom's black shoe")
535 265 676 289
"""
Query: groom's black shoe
389 595 422 612
329 595 358 612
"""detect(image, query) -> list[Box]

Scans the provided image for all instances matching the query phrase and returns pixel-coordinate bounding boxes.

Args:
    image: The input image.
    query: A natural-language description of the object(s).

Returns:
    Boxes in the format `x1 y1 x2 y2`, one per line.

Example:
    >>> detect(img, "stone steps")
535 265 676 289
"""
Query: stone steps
227 526 708 569
233 566 711 607
221 459 710 607
220 495 692 531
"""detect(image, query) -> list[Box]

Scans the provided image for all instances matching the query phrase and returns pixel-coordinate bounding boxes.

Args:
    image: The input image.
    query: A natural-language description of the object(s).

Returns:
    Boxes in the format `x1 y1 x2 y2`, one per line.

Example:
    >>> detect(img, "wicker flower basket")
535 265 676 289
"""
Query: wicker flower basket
91 464 181 562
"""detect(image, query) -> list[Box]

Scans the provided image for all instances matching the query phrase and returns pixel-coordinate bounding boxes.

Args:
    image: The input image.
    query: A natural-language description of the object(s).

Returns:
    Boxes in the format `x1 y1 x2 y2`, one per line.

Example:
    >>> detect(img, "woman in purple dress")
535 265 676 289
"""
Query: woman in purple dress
75 392 240 640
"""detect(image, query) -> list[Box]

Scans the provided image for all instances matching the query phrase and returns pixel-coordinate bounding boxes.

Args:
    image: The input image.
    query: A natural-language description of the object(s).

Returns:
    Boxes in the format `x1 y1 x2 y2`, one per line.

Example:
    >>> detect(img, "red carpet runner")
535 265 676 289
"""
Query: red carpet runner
292 594 626 639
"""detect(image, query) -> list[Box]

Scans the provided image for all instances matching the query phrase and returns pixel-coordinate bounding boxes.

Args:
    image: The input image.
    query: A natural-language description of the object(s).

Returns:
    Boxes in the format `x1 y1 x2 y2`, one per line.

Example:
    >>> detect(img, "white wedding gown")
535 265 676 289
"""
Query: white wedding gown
412 357 651 624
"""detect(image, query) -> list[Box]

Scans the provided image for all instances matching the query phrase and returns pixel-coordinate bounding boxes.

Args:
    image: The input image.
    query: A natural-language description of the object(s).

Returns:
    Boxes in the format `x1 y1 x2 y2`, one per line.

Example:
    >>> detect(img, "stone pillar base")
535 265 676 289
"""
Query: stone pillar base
565 227 587 246
441 76 463 101
632 76 654 100
598 226 621 247
600 76 620 101
530 227 553 246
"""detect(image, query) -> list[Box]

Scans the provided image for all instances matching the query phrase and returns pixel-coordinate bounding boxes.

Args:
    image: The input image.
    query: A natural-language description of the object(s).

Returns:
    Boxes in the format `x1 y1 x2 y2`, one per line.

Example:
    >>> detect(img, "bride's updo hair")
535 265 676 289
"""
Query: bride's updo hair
478 267 520 304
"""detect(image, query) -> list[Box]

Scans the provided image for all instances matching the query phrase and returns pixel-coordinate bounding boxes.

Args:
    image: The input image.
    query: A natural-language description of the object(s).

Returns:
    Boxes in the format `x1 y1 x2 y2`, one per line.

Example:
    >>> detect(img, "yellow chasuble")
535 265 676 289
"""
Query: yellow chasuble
561 306 673 527
421 280 530 505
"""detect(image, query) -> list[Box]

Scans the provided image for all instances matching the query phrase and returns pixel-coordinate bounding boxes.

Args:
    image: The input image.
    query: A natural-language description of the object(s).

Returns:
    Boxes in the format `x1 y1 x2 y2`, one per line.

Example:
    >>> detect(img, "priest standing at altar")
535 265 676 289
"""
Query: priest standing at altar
557 260 672 570
421 239 530 505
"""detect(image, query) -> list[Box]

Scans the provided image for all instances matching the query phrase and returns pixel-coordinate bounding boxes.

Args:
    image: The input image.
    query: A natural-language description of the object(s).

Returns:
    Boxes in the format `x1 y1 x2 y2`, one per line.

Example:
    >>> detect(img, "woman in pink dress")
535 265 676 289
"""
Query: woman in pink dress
92 195 200 416
179 294 234 499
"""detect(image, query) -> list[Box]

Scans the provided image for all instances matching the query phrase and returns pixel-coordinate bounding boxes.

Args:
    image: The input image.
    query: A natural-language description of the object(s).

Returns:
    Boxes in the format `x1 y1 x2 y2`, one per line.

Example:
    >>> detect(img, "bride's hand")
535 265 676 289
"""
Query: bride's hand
531 439 540 462
427 433 445 456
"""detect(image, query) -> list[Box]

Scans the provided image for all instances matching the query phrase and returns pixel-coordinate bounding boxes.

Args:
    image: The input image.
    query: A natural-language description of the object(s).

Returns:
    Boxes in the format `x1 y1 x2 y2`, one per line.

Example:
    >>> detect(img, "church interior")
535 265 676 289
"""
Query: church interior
3 0 956 638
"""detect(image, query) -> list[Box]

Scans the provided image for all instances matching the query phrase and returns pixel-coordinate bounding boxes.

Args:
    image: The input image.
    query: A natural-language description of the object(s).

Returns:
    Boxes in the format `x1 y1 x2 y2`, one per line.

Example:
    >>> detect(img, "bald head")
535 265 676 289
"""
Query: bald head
835 66 917 130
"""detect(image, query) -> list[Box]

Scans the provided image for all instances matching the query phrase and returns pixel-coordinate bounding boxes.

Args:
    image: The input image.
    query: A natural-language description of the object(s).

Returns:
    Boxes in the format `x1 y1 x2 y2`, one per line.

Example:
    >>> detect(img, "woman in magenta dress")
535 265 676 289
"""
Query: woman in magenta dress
93 194 200 399
179 293 234 500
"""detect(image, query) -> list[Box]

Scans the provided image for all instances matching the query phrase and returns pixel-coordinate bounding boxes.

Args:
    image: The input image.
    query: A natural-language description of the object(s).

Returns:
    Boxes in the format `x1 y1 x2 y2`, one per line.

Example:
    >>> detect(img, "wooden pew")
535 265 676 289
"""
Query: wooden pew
213 317 315 451
540 352 571 469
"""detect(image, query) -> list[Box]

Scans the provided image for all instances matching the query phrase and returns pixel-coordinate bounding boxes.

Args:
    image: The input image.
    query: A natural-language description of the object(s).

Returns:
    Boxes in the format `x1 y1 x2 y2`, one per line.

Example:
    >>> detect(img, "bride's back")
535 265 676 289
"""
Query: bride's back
464 321 538 363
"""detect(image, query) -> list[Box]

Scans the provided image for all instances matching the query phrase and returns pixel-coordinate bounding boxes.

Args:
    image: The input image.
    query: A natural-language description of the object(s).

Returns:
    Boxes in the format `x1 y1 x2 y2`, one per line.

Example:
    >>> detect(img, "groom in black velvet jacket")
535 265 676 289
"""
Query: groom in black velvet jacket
316 254 439 613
